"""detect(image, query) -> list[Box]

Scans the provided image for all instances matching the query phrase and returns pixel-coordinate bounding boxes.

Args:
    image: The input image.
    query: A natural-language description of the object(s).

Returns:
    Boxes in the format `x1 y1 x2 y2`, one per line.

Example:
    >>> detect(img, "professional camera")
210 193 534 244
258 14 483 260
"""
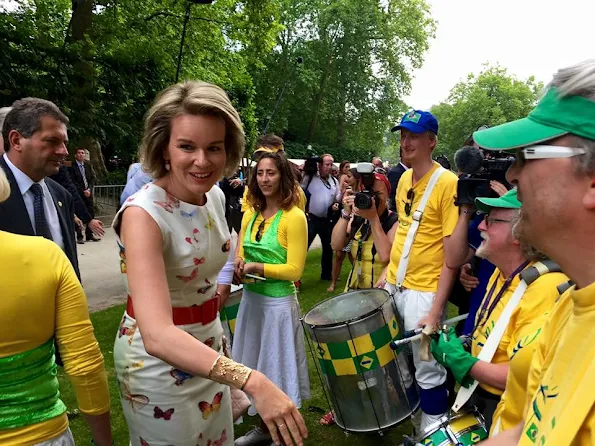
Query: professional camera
454 146 514 206
353 162 377 209
303 156 320 177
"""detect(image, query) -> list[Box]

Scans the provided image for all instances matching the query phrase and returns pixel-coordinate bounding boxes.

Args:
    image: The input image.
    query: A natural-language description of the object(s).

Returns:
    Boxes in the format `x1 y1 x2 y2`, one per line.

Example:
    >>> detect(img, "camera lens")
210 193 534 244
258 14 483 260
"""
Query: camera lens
354 192 373 209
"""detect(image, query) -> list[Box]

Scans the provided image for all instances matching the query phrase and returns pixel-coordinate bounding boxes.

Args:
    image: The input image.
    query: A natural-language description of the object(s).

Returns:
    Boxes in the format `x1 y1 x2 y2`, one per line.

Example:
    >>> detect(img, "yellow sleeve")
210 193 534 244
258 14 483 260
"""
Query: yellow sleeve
54 254 110 415
296 186 306 212
241 187 251 213
263 207 308 281
237 208 255 260
439 174 459 237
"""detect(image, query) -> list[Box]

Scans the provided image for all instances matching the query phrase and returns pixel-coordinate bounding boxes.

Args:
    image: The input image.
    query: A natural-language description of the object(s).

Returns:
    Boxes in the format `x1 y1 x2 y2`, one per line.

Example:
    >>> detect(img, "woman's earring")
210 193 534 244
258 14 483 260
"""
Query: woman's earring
165 160 171 171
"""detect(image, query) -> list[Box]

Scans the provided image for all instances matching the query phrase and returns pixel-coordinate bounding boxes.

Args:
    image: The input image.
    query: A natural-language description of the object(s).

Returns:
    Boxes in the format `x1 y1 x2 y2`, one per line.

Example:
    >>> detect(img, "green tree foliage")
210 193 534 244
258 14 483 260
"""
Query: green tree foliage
430 65 543 158
254 0 436 161
0 0 436 173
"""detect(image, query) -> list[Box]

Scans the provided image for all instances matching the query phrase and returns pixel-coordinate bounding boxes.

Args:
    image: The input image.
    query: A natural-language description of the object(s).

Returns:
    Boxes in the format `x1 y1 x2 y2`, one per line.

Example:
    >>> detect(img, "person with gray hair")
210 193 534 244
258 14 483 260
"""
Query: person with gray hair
475 59 595 446
0 106 11 154
0 98 80 278
427 189 568 436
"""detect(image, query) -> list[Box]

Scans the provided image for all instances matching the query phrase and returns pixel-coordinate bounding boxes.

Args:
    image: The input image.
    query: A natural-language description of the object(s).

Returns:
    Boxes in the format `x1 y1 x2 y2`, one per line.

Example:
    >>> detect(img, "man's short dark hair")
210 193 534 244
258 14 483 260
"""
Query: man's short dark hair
257 133 284 150
76 147 86 153
2 98 69 152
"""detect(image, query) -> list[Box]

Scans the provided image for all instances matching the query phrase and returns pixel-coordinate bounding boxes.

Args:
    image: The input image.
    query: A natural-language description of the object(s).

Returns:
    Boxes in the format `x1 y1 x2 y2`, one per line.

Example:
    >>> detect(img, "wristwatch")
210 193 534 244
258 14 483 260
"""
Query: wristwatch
341 209 351 220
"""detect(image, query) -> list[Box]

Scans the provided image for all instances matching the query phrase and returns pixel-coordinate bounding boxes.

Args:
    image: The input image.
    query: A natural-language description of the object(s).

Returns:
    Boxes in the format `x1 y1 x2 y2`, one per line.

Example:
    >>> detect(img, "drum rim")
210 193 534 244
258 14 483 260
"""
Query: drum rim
303 288 391 328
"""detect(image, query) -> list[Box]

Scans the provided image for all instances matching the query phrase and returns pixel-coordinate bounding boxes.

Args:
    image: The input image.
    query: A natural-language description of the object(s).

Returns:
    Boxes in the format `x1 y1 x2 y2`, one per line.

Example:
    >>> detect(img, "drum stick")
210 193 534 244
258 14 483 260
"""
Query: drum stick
390 313 469 349
244 273 266 281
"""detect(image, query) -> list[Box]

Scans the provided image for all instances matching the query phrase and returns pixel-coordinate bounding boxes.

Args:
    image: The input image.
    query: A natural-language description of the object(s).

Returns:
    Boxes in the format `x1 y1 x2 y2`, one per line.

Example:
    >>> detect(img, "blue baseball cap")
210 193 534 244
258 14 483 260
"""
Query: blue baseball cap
391 110 439 135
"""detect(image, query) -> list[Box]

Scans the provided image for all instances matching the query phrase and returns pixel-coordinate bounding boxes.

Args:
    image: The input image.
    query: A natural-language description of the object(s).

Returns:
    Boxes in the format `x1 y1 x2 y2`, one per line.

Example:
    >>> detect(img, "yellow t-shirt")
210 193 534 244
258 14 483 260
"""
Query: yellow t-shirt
241 183 306 213
518 282 595 445
386 162 458 291
238 206 308 282
471 265 567 396
0 231 110 445
346 227 391 291
490 273 569 433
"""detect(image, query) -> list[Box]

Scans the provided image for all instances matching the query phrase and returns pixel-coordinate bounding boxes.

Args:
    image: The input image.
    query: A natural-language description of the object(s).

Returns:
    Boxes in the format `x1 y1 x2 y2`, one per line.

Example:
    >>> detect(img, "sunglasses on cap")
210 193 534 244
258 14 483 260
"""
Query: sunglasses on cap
517 144 586 166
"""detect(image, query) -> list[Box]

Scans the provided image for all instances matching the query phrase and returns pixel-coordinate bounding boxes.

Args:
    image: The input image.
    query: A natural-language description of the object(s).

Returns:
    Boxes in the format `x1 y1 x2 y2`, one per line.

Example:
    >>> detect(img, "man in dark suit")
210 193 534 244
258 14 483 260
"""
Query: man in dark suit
51 163 104 240
0 98 80 279
69 147 101 243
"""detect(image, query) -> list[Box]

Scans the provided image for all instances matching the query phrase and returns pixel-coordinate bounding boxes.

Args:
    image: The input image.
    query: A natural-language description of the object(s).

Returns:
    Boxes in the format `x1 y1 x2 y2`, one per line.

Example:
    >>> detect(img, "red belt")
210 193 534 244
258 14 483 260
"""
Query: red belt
126 295 219 326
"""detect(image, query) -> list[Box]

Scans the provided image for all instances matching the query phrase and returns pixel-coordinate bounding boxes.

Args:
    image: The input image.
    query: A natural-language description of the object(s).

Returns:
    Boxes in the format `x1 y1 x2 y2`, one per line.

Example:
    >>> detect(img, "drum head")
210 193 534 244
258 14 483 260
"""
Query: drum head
303 288 390 327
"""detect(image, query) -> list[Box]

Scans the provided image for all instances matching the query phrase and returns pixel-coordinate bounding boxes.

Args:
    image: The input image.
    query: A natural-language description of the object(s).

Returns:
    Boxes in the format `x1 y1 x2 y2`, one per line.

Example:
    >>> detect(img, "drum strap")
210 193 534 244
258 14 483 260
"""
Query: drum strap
396 167 446 289
452 278 528 412
452 261 561 412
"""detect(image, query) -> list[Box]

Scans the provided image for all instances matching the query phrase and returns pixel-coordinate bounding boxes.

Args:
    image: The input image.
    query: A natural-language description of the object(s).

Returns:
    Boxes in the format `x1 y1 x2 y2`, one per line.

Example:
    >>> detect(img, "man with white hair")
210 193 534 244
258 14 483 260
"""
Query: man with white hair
476 59 595 445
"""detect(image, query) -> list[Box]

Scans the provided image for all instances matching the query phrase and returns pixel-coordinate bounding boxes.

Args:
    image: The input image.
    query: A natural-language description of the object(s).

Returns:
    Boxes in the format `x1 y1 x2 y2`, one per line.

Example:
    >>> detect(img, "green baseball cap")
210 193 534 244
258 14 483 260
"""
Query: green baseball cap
475 188 521 213
473 87 595 152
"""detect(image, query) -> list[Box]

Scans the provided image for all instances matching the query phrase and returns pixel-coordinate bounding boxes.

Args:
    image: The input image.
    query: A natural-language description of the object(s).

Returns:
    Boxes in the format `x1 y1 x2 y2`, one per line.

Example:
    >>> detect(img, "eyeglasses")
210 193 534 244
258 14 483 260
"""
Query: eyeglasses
404 188 414 216
255 219 266 242
483 214 513 227
518 144 586 166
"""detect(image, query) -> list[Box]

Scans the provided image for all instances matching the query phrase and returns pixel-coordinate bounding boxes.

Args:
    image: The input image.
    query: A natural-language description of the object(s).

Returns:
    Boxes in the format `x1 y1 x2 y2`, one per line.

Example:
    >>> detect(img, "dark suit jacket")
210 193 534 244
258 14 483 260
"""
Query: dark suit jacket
50 165 93 223
69 161 95 195
0 157 80 279
387 163 407 212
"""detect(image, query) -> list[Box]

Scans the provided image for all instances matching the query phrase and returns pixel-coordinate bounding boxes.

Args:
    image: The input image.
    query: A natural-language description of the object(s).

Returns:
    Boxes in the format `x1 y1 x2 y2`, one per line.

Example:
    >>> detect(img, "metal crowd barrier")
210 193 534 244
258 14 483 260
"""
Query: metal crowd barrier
93 184 125 224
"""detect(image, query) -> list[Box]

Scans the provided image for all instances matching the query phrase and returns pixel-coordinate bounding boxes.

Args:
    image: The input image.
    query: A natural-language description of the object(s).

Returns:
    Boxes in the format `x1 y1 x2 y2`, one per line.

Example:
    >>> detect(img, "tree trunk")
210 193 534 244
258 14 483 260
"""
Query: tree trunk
69 0 107 181
306 50 334 143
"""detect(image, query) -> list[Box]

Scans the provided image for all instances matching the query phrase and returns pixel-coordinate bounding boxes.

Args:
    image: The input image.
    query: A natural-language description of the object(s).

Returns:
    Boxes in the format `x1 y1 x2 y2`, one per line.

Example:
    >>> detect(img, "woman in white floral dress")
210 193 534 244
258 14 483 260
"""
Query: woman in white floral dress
113 81 307 446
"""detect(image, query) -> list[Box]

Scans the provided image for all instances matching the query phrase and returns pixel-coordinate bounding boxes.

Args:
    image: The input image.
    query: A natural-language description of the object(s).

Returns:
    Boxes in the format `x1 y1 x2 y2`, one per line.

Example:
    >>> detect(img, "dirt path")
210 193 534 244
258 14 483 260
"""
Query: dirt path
81 226 322 312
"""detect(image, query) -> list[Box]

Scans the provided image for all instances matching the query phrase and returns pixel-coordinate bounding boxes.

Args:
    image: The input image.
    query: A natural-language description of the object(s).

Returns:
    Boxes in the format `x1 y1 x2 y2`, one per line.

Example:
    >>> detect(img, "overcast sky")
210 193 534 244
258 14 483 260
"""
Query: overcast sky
404 0 594 110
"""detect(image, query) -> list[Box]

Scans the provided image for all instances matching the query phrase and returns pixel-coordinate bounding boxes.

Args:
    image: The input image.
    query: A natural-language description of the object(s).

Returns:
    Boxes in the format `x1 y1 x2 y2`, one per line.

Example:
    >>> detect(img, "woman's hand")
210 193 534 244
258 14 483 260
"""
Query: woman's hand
353 198 378 221
342 188 354 214
244 371 308 446
460 263 479 292
375 267 387 288
490 180 509 197
233 257 245 285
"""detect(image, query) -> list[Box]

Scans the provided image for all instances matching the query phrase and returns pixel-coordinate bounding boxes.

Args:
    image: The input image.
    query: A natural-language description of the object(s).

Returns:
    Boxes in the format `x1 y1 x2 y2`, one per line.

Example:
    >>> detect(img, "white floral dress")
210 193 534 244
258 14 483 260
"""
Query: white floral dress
113 183 233 446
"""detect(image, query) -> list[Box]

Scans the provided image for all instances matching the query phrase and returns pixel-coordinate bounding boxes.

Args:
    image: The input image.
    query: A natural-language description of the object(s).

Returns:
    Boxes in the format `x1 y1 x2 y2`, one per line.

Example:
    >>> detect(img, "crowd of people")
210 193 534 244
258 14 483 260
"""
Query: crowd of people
0 59 594 446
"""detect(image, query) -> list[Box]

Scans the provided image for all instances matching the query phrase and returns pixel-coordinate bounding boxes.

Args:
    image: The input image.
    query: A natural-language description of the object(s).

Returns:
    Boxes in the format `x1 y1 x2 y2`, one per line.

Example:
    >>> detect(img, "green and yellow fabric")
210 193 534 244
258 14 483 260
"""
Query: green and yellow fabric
313 315 401 376
220 301 240 335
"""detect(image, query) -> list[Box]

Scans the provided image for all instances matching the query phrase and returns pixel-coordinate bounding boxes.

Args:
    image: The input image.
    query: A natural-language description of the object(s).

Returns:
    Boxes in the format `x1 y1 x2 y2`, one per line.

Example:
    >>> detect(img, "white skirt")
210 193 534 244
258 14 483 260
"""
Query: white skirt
231 289 310 416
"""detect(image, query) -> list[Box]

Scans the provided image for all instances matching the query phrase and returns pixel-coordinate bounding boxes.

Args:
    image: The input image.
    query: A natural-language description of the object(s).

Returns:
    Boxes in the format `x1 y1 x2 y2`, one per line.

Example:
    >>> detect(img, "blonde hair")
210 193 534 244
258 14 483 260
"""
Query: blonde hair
140 81 245 178
0 168 10 203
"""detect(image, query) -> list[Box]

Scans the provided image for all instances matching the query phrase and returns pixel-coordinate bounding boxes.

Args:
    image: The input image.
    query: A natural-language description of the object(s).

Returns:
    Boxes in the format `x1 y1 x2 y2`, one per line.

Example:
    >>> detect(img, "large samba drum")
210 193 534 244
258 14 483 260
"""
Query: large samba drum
219 284 243 346
303 288 419 433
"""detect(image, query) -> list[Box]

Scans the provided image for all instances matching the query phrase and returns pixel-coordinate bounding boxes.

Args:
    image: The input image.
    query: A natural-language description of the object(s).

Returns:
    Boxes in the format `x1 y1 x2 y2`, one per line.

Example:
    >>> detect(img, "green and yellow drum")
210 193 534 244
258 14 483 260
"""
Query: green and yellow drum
219 284 242 346
303 288 419 433
416 409 488 446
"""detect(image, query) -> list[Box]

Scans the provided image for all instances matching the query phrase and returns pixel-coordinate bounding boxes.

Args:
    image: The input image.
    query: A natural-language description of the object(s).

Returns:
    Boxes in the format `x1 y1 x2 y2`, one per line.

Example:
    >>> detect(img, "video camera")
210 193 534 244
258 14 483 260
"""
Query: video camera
454 146 514 206
353 162 377 209
303 156 320 177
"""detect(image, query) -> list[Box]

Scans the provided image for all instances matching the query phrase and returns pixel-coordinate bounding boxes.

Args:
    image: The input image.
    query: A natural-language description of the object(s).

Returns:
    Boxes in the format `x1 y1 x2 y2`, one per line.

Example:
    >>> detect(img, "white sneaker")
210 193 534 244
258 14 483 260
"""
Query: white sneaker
234 427 272 446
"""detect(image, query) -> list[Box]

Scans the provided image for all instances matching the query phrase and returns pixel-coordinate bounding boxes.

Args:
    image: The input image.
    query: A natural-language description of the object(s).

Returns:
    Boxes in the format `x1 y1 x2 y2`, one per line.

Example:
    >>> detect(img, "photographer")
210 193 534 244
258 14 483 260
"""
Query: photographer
302 154 339 281
331 166 398 290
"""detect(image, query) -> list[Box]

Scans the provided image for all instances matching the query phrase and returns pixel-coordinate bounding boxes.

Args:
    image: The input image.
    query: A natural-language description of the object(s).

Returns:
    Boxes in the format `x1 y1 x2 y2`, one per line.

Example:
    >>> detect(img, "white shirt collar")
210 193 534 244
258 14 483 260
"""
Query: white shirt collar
76 160 85 167
2 153 45 196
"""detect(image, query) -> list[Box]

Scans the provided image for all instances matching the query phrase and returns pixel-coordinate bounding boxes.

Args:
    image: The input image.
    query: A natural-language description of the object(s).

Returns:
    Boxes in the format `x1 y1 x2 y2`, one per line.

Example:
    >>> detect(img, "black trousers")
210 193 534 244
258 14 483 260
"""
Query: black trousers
307 214 332 280
76 195 95 240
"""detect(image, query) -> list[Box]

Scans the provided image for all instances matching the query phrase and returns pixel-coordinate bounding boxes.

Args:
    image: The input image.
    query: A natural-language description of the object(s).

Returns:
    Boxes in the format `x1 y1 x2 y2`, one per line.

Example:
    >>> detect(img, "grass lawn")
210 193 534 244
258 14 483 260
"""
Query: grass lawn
60 249 457 445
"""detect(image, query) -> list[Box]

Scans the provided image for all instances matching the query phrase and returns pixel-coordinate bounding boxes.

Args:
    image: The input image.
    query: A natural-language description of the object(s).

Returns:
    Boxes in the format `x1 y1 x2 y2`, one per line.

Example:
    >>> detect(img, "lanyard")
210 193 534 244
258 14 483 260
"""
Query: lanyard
474 260 530 332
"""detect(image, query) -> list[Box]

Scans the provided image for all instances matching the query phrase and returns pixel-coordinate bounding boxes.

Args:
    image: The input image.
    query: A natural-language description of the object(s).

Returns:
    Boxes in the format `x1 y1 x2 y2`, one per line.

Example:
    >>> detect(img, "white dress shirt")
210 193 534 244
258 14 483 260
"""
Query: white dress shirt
3 154 65 249
303 174 338 218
